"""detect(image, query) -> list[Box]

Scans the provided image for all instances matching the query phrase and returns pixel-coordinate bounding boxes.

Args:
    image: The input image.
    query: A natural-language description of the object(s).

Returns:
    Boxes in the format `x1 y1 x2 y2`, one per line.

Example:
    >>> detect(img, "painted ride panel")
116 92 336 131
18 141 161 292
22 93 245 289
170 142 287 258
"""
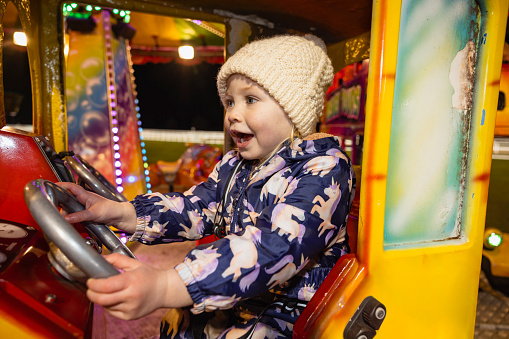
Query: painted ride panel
0 0 506 337
294 0 509 337
0 127 92 338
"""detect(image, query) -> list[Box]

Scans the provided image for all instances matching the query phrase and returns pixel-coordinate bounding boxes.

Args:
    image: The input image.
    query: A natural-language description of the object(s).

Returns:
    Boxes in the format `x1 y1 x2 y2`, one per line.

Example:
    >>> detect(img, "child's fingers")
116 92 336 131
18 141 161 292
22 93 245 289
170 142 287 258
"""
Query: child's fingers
63 209 94 224
87 273 127 293
102 308 133 321
103 253 140 271
56 182 86 197
86 254 138 293
56 182 99 206
86 287 125 308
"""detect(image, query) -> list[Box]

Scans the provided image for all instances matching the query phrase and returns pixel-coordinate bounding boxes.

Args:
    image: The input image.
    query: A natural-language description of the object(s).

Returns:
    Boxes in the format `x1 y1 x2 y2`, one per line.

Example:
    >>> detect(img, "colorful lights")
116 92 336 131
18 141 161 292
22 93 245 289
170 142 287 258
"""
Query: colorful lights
63 4 131 23
119 234 128 244
125 27 151 193
103 11 124 194
484 228 504 250
488 232 503 247
64 4 149 195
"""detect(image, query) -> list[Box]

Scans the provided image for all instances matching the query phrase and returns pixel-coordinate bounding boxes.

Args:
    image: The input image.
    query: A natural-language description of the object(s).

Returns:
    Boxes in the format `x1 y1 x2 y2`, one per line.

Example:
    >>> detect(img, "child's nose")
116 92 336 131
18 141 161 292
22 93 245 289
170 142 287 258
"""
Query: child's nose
227 106 242 123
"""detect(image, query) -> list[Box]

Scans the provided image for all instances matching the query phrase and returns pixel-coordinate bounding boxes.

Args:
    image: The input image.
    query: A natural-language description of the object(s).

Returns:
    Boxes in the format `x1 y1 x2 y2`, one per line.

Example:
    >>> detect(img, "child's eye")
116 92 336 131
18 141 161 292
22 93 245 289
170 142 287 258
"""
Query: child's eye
225 99 234 108
246 96 258 104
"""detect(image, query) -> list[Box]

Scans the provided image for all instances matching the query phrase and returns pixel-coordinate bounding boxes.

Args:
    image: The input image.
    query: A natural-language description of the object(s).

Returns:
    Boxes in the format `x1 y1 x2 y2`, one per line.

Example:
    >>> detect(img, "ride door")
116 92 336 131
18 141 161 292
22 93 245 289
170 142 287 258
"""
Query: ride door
295 0 509 337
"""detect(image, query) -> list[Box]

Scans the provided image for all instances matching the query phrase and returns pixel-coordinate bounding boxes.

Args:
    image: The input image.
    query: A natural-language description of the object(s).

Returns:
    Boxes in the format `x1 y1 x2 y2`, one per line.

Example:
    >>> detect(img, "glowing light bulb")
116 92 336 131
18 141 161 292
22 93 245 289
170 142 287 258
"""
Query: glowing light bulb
178 45 194 59
13 32 27 46
488 232 503 247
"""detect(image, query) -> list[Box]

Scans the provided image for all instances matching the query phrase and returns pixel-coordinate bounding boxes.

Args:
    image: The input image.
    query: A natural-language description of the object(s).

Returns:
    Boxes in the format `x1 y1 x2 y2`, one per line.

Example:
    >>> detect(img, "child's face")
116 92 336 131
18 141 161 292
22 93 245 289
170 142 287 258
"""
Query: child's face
223 74 293 160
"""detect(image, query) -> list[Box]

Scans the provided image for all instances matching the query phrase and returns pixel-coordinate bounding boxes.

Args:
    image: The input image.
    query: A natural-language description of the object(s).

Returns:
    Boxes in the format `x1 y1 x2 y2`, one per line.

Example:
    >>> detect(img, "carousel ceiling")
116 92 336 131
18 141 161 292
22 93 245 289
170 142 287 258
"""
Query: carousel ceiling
106 0 373 48
3 1 372 47
168 0 374 44
128 13 225 48
2 0 373 66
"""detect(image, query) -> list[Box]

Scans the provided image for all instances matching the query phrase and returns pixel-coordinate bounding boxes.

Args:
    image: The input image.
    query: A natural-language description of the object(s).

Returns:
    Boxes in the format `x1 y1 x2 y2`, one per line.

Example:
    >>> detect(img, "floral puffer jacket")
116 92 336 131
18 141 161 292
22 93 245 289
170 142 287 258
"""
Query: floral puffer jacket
130 134 354 330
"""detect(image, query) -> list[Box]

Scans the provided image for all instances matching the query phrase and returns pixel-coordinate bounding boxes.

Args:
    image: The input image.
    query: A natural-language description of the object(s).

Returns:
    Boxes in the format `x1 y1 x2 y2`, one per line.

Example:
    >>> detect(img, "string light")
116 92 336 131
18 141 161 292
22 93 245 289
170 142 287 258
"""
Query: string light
63 4 149 194
103 11 124 194
125 41 151 193
63 4 130 23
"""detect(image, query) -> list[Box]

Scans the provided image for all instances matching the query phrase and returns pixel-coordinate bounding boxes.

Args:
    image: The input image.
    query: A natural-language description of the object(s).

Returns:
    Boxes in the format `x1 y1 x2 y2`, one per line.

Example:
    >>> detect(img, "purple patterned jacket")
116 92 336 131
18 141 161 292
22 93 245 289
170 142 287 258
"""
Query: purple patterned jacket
130 135 354 315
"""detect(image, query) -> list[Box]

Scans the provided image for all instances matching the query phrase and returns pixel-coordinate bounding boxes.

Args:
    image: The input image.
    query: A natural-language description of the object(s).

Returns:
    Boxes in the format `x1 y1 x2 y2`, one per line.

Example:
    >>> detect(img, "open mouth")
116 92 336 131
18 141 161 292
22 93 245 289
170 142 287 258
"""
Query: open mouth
232 131 253 145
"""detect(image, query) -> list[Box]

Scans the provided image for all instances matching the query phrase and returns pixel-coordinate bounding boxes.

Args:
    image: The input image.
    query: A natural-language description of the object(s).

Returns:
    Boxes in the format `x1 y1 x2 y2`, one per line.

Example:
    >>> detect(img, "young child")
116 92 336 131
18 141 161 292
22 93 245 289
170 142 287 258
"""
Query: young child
60 34 355 339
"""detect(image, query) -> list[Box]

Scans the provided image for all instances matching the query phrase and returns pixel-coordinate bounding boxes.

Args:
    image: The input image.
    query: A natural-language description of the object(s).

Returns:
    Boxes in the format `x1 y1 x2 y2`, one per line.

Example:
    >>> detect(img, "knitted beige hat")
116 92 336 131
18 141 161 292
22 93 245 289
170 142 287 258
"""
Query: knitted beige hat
217 34 334 137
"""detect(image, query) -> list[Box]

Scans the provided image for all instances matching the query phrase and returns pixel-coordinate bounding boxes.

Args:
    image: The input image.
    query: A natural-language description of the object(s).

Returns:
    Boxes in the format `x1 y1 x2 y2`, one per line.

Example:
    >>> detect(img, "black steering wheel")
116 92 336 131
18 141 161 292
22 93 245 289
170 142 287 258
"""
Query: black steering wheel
65 154 128 202
24 179 136 281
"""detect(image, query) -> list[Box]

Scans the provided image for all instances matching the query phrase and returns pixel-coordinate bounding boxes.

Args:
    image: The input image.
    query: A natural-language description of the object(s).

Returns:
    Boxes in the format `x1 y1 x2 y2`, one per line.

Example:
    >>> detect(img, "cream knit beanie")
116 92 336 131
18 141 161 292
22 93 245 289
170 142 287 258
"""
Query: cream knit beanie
217 34 334 137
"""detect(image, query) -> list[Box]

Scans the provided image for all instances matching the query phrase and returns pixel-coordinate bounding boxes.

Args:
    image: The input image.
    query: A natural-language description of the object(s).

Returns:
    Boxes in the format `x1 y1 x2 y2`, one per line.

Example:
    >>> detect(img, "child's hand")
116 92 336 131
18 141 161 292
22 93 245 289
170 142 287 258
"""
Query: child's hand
86 253 193 320
56 182 137 234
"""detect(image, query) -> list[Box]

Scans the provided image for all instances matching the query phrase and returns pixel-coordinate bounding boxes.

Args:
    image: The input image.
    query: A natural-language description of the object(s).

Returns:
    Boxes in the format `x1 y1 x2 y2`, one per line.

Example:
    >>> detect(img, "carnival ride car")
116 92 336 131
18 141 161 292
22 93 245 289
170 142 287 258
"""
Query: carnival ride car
148 143 223 193
481 62 509 296
0 125 134 338
0 0 507 338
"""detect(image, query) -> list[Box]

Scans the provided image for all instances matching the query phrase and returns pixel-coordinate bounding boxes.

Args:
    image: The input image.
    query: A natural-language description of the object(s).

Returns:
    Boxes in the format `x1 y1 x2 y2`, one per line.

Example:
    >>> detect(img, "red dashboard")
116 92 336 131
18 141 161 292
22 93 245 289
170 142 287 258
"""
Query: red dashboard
0 127 92 338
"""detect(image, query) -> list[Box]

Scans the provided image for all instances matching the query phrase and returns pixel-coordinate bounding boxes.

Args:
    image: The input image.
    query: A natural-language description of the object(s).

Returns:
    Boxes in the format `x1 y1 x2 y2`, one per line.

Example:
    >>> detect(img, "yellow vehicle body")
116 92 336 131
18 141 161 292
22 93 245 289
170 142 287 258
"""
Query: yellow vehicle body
298 0 509 338
481 62 509 292
0 0 507 338
495 64 509 136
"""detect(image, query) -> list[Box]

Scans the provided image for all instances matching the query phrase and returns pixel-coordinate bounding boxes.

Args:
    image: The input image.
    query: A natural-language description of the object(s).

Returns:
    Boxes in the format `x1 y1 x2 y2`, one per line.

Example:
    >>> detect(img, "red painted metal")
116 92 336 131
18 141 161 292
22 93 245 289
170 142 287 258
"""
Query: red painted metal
293 254 359 338
0 128 59 229
0 127 93 338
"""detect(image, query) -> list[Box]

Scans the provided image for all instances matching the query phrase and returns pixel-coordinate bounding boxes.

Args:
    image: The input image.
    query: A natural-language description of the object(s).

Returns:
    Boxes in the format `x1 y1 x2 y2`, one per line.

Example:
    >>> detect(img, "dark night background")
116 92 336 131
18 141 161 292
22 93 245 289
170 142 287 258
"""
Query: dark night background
3 46 224 132
3 45 32 124
132 61 224 131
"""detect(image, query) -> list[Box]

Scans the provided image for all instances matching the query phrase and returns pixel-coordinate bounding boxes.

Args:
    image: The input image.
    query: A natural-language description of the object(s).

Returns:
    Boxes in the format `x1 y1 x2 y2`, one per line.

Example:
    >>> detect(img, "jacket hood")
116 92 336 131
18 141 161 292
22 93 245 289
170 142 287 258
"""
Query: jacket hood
277 134 345 164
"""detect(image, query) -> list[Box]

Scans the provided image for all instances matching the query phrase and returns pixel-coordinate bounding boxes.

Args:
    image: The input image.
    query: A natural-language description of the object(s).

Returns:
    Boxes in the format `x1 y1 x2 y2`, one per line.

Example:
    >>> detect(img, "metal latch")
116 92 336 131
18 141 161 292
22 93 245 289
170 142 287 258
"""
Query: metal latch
344 296 386 339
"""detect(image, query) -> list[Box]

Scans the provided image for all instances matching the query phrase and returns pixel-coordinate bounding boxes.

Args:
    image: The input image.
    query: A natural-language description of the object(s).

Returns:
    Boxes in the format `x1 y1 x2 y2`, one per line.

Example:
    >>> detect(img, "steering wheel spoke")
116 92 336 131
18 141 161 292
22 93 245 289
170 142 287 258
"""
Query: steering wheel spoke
24 179 136 281
65 155 128 202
